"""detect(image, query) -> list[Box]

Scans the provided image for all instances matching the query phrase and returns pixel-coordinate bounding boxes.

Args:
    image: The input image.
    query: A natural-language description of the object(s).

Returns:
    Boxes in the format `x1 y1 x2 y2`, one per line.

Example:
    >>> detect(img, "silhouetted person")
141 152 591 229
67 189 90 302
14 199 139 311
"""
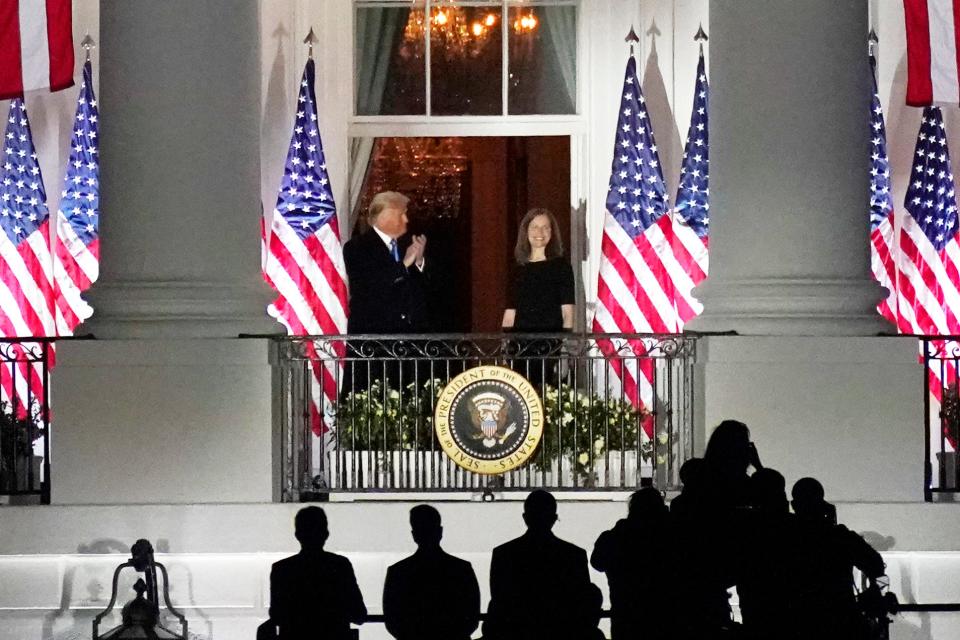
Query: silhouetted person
737 468 799 640
382 505 480 640
582 583 607 640
671 421 761 639
790 478 885 640
591 487 672 640
669 456 704 518
270 507 366 640
484 490 597 640
702 419 760 512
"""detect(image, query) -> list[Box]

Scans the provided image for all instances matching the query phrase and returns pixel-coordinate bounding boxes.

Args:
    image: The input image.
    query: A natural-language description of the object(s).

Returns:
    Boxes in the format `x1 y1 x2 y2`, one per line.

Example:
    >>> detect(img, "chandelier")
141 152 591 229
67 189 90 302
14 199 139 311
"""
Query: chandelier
359 138 469 221
402 4 538 58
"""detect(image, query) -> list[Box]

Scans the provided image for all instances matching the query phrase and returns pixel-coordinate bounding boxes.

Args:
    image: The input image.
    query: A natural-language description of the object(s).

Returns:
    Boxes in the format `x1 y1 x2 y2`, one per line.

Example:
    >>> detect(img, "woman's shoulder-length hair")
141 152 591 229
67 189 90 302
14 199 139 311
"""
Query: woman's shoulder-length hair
514 208 564 265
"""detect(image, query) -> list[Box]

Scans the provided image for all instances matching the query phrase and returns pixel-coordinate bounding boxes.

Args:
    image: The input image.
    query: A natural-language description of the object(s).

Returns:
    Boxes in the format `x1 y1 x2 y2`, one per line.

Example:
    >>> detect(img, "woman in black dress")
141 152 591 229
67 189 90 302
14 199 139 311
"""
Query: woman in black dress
501 208 575 383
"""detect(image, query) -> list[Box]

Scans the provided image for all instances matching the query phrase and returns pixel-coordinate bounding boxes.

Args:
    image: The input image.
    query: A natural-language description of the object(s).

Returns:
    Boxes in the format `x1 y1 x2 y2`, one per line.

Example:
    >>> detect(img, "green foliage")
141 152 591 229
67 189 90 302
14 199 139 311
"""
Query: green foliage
334 380 655 482
0 400 43 488
335 379 442 451
536 384 653 480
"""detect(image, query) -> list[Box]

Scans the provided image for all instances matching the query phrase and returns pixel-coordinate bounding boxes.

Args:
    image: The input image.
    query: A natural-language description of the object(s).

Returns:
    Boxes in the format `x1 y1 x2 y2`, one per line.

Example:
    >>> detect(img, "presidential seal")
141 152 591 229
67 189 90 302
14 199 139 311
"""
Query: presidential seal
434 365 544 474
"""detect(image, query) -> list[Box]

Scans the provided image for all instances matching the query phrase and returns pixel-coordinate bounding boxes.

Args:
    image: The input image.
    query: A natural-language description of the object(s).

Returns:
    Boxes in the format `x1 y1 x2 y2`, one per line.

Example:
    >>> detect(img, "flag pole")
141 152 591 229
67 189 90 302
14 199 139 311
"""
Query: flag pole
303 27 318 60
868 28 878 57
80 33 95 62
625 26 639 56
695 23 708 56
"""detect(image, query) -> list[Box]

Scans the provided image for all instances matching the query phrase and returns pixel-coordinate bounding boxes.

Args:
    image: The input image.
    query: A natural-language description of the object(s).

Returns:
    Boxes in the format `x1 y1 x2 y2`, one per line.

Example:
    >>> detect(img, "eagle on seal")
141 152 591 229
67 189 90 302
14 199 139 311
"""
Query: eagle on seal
470 392 513 448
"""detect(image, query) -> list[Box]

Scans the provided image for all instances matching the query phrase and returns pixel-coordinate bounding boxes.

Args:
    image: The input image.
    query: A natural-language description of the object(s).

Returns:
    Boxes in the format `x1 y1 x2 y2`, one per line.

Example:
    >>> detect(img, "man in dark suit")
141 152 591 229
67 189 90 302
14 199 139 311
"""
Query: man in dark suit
344 191 431 334
269 507 366 640
382 505 480 640
483 490 599 640
342 191 432 394
591 487 672 640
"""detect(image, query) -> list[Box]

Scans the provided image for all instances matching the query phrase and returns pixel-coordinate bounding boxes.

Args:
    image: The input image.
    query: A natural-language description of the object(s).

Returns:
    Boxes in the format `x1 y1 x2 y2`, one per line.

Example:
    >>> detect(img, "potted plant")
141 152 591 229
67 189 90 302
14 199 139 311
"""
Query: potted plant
0 401 44 492
939 384 960 489
334 379 663 488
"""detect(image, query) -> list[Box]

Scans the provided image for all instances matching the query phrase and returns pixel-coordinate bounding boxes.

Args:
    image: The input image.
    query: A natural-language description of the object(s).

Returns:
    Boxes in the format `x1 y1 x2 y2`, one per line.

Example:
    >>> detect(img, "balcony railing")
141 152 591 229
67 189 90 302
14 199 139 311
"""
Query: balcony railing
922 337 960 501
0 339 51 504
274 333 697 499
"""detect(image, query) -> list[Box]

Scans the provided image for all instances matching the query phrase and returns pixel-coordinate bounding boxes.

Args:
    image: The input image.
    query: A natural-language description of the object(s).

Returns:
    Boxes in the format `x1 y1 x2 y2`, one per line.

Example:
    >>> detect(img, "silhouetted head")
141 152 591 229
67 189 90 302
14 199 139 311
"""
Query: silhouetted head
410 504 443 548
704 420 752 475
294 506 329 550
627 487 668 522
522 489 558 532
791 477 827 518
749 467 788 515
679 457 704 490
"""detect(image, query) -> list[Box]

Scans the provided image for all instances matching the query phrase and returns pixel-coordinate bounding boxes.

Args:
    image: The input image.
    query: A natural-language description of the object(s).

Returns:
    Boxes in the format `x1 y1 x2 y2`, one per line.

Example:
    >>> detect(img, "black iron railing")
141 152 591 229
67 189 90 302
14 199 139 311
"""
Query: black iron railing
274 333 696 499
922 337 960 501
0 339 51 504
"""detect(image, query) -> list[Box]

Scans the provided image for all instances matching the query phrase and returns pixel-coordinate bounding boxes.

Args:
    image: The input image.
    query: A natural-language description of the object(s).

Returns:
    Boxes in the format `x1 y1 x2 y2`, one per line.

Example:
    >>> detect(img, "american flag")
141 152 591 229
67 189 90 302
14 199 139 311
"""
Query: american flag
897 107 959 338
53 59 98 336
592 53 683 436
671 50 709 324
0 99 56 414
897 108 960 454
262 58 349 435
868 54 900 329
903 0 960 106
0 0 74 100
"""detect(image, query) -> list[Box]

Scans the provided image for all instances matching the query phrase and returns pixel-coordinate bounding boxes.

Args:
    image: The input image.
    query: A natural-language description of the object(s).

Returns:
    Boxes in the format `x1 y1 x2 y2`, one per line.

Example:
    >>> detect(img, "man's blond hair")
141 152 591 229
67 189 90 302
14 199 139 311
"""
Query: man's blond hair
368 191 410 224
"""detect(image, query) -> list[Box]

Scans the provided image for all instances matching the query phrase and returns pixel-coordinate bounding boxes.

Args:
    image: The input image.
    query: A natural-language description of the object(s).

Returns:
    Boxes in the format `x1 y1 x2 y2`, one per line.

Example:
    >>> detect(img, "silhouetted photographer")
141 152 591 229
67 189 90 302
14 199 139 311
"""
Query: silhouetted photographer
738 467 799 640
790 477 886 640
671 420 761 639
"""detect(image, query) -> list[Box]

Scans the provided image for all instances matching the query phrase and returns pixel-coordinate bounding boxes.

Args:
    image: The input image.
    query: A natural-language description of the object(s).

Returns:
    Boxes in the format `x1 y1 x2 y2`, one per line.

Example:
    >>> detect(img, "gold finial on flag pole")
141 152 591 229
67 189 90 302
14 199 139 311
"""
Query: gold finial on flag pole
694 23 708 56
868 28 879 57
80 33 95 62
625 26 640 56
303 27 318 59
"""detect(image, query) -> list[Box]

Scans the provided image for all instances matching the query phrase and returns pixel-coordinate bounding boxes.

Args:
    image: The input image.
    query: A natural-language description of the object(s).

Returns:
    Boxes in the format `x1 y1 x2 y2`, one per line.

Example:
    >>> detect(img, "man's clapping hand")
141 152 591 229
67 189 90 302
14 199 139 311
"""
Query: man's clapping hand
403 234 427 268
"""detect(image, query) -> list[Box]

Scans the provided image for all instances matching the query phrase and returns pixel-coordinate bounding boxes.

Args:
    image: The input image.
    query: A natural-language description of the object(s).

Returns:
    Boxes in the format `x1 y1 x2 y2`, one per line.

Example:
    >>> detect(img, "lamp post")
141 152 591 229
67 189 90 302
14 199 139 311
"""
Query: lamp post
92 539 188 639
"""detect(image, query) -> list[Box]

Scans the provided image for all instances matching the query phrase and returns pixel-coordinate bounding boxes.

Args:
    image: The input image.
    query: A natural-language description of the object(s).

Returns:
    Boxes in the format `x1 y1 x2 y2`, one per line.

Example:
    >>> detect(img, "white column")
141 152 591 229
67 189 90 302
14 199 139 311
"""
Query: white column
687 0 892 336
87 0 273 338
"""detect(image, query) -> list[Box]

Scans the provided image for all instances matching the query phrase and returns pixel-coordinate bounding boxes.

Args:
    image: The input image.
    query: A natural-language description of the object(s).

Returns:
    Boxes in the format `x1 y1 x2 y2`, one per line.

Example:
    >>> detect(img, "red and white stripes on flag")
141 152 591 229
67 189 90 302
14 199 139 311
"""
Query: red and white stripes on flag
897 107 960 455
592 54 679 438
904 0 960 105
262 59 348 436
0 0 74 100
53 59 98 336
0 100 57 416
868 54 902 328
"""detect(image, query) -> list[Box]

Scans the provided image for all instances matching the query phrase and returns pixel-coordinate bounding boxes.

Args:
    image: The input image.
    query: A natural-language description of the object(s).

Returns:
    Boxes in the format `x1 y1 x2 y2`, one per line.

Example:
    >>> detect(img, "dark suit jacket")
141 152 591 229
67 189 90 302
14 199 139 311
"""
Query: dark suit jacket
591 518 673 640
483 531 595 640
343 230 432 334
382 547 480 640
269 550 366 640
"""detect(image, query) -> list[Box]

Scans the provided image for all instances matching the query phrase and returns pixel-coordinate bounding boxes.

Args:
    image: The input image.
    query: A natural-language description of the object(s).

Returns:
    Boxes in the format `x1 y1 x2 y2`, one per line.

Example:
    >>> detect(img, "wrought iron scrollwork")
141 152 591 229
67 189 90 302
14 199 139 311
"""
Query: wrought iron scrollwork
273 332 697 497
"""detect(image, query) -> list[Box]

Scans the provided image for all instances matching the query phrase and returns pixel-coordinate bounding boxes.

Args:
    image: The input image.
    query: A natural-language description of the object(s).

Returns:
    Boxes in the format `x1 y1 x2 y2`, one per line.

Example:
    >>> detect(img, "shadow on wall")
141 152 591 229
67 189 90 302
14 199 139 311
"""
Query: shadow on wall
861 530 896 552
885 52 921 211
262 23 291 227
892 569 934 640
642 20 683 204
38 537 217 640
42 539 129 640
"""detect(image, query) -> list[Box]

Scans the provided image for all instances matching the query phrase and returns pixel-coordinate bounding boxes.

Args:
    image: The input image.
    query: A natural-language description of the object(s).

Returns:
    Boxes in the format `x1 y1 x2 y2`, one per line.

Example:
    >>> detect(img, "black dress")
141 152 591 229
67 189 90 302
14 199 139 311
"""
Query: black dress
507 258 575 385
508 258 575 331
